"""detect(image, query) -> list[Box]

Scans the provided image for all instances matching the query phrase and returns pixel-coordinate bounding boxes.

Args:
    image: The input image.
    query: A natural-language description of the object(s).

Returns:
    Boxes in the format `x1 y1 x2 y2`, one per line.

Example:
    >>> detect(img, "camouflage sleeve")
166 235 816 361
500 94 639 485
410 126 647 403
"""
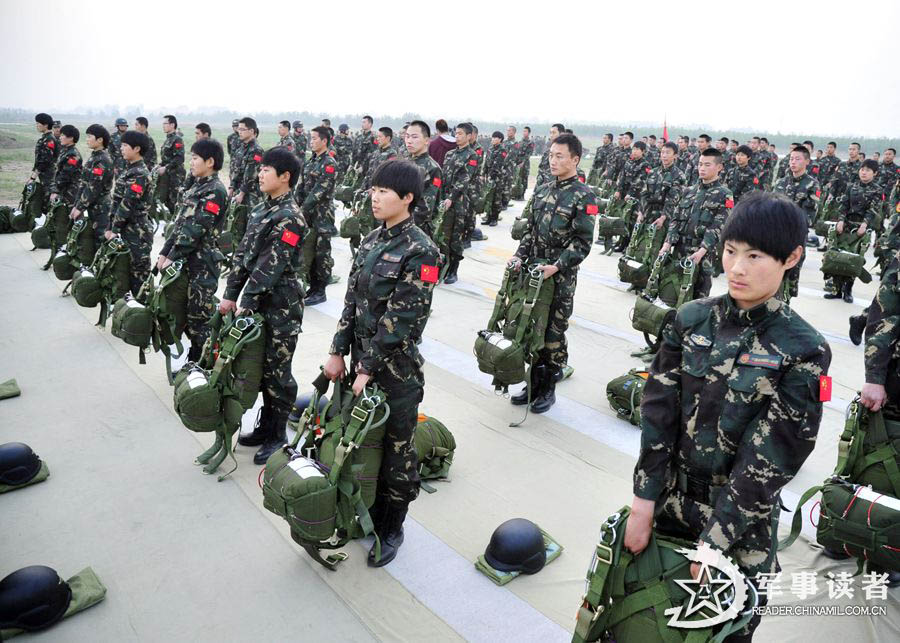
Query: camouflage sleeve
865 191 882 227
633 307 685 501
803 179 821 220
164 138 185 173
111 174 149 232
630 167 650 199
864 258 900 385
419 167 442 217
34 139 55 176
301 158 336 214
51 154 82 197
223 205 259 301
701 192 734 251
666 204 685 246
76 158 111 210
241 149 262 194
837 186 851 225
451 157 477 202
663 178 684 219
616 168 627 192
231 217 305 311
357 246 439 375
554 191 597 272
699 343 830 553
514 194 537 261
166 191 227 262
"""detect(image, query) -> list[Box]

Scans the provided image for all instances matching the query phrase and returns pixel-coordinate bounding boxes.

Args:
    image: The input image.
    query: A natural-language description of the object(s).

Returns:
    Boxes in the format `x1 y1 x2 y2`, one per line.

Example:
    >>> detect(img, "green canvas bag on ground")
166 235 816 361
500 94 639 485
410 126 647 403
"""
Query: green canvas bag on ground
30 224 50 249
68 237 131 325
52 218 95 281
414 413 456 487
606 369 649 426
0 205 12 233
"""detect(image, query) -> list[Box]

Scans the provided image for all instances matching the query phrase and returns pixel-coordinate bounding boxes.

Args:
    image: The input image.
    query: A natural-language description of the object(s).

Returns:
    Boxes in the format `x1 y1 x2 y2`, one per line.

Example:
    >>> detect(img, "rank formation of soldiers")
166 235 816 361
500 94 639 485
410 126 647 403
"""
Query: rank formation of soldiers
5 109 900 641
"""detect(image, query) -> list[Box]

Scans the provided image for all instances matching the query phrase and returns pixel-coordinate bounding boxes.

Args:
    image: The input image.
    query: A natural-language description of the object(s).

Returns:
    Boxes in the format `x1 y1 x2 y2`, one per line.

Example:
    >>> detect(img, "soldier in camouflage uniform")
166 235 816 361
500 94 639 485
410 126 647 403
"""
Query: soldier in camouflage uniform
134 117 157 173
661 149 735 298
156 115 186 218
226 119 241 160
110 118 128 175
676 137 693 176
603 132 633 192
29 113 58 215
773 147 821 302
324 159 440 567
437 123 479 284
499 126 520 208
645 135 660 168
296 126 338 306
275 120 296 155
49 125 83 210
349 128 399 252
536 123 565 187
157 138 228 360
290 120 307 174
107 130 154 295
230 117 264 209
588 133 614 187
717 137 734 175
637 141 686 242
516 127 536 195
482 131 509 226
71 124 114 252
333 124 354 184
817 141 841 190
683 135 712 186
824 143 863 216
223 147 307 465
353 115 377 177
774 143 797 184
613 141 652 251
726 145 761 203
465 124 485 245
405 120 442 238
861 250 900 423
509 134 597 414
625 193 830 640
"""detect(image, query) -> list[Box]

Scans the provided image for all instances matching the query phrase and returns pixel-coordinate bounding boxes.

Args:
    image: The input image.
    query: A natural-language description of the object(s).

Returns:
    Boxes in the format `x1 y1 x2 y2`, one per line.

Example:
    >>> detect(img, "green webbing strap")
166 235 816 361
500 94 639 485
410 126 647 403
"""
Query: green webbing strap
835 399 861 478
328 386 390 483
624 221 645 258
208 313 261 389
675 260 697 309
643 251 668 300
513 266 546 348
778 483 824 550
855 410 900 498
485 267 513 332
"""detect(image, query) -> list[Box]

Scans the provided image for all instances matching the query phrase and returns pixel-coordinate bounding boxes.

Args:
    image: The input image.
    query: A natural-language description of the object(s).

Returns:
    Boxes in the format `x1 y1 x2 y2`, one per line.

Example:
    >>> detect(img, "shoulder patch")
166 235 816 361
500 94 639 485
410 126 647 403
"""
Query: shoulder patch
689 333 712 347
204 200 220 214
432 177 442 187
47 141 55 149
725 198 734 209
819 375 832 401
280 228 300 246
325 165 335 173
175 142 183 148
92 167 104 176
468 159 477 166
253 154 262 162
737 353 783 370
420 264 439 283
67 157 79 165
130 182 143 194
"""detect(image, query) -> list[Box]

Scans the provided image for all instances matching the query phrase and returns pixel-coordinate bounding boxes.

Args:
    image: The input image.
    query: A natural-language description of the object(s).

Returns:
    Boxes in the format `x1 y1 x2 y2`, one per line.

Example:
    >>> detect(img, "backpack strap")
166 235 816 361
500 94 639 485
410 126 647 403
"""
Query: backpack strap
513 265 547 349
854 408 900 498
485 266 513 332
778 483 825 550
674 259 697 309
643 251 668 300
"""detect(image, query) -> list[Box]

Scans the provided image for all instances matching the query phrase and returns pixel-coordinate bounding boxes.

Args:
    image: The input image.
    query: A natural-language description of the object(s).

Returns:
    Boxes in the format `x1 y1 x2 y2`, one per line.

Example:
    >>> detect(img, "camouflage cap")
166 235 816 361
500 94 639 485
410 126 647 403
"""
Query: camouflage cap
114 118 127 127
292 120 303 129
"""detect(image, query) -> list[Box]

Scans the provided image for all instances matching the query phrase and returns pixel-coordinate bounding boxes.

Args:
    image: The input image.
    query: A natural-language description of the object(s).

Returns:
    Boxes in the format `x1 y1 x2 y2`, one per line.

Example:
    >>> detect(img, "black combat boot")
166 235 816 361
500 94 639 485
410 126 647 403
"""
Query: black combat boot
848 313 867 345
823 281 842 299
842 281 854 304
443 259 460 284
253 409 288 465
238 406 270 447
510 367 540 406
304 290 326 306
186 341 203 363
368 504 408 567
530 366 557 414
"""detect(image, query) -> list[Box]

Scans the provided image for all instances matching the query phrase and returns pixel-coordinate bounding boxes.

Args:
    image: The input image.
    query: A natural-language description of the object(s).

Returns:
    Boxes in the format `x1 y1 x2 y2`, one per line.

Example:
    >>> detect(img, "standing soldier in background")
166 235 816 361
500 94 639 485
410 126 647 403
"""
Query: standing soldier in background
774 146 820 301
636 140 685 244
405 120 442 238
588 133 614 187
716 137 732 173
51 120 62 142
157 115 186 217
296 126 338 307
156 138 228 362
107 130 153 296
826 142 864 208
775 143 797 183
465 124 485 246
134 117 157 172
353 115 377 176
49 125 83 221
482 131 508 227
227 119 241 160
333 124 354 184
613 141 652 251
536 123 565 186
501 125 519 209
818 141 842 188
727 144 761 203
277 120 296 155
110 118 128 174
515 126 535 198
291 121 308 174
604 132 633 192
676 136 692 175
231 117 264 209
437 123 479 284
645 135 660 168
70 124 114 253
29 113 58 215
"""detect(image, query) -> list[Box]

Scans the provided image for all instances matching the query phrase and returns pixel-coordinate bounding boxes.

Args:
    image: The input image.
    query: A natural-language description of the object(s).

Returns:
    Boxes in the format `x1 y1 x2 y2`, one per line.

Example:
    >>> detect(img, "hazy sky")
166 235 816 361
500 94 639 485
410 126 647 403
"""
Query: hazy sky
2 0 898 138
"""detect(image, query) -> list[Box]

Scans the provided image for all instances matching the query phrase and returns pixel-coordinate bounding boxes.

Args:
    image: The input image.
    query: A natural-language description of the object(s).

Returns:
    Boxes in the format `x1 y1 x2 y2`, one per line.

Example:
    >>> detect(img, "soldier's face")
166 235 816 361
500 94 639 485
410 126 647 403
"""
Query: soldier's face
237 125 253 142
121 143 139 162
491 137 502 146
118 125 128 133
550 127 561 141
362 119 372 131
826 144 836 155
716 141 726 152
735 152 749 166
730 142 738 152
660 147 675 165
371 185 411 221
697 157 721 182
377 132 390 148
162 120 174 133
630 148 643 160
86 134 101 150
602 135 611 145
194 129 207 141
467 132 476 144
789 151 808 174
310 132 326 153
549 142 578 178
52 127 61 137
848 145 860 159
190 152 214 178
723 240 799 310
405 126 427 155
698 140 709 151
859 167 875 183
884 150 895 163
59 134 74 146
455 128 468 146
506 127 514 139
750 140 759 151
258 164 290 194
277 125 288 137
678 140 686 151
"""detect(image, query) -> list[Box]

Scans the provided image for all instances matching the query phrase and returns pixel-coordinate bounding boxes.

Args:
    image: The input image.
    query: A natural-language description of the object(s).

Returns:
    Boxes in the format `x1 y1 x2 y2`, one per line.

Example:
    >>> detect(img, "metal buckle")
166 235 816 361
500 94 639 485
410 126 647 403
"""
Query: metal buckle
234 317 252 331
350 405 368 423
595 542 613 566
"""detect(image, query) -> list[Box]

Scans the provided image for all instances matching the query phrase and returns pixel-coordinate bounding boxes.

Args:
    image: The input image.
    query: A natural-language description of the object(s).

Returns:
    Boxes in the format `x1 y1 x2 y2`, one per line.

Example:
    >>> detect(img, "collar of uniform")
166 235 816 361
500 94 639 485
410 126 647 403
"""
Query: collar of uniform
127 159 145 170
379 215 413 239
555 175 578 187
700 178 722 189
265 191 294 209
726 294 782 326
166 132 175 140
196 173 217 186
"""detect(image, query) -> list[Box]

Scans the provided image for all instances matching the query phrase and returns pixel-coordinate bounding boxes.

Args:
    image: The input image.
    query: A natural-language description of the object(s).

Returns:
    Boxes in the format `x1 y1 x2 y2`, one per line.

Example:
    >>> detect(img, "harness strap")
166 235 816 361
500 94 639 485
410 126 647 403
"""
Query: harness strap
778 484 824 550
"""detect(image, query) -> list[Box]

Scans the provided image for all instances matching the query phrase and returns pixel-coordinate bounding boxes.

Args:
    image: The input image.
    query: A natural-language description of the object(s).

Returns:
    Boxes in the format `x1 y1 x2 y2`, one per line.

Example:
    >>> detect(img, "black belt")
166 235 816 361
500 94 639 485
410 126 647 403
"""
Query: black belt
676 468 724 506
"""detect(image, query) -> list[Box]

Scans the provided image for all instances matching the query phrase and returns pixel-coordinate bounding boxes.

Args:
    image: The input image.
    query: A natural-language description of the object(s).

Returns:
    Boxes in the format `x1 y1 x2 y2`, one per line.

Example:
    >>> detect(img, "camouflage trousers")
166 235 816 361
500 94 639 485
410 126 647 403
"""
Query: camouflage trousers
159 170 185 219
261 330 298 416
372 363 423 508
484 183 504 224
654 487 775 639
121 222 153 296
536 270 578 370
299 227 334 294
184 266 218 349
437 202 467 264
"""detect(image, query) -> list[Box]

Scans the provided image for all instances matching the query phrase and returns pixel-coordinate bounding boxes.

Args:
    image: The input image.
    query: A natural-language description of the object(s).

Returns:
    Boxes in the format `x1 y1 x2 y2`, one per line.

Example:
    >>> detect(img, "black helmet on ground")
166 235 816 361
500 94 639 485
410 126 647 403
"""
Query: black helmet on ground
0 566 72 632
484 518 546 574
0 442 42 486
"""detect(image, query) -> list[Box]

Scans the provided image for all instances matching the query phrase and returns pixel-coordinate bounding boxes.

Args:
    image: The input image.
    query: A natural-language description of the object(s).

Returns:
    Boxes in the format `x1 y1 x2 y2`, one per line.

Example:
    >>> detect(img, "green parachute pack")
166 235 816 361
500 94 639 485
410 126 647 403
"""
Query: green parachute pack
0 205 13 233
218 199 248 269
334 165 362 207
618 220 667 290
596 196 635 255
606 369 649 426
632 252 697 352
51 218 96 282
414 413 456 492
9 182 42 233
262 372 389 570
111 262 189 381
474 262 555 424
820 226 873 283
65 237 131 326
173 311 265 479
573 507 758 643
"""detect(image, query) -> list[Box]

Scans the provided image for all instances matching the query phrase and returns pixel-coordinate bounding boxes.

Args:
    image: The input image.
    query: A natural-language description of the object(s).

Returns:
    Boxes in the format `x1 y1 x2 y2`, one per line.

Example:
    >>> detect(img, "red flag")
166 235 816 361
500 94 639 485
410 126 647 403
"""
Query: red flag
325 165 335 173
280 228 300 246
432 177 442 187
662 117 668 142
420 264 438 283
175 142 183 148
819 375 832 402
253 154 262 162
67 157 78 165
92 167 103 176
585 204 599 215
130 183 143 194
468 159 477 166
204 200 220 214
725 198 734 209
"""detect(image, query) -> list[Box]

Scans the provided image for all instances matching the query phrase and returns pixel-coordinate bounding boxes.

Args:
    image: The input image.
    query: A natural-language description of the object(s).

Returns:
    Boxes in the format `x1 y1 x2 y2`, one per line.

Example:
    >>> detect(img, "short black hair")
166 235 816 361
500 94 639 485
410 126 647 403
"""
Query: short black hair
886 147 896 154
311 125 331 145
239 117 258 134
564 128 574 134
827 141 837 147
722 192 806 263
191 139 224 171
507 125 517 133
322 118 331 127
163 114 177 128
524 126 531 133
623 131 634 140
136 116 149 128
730 139 739 145
552 133 582 160
456 122 473 136
60 124 79 143
408 120 431 138
35 113 53 127
362 115 374 124
719 137 729 143
850 141 861 148
551 123 566 133
759 137 769 144
736 145 752 156
603 132 612 140
698 134 711 143
195 122 212 136
279 120 291 129
701 148 723 164
663 141 678 154
861 159 879 173
491 131 503 140
121 130 150 157
86 124 110 148
262 146 301 188
633 141 647 152
370 160 423 212
791 146 810 161
378 126 393 140
803 140 814 148
648 134 657 141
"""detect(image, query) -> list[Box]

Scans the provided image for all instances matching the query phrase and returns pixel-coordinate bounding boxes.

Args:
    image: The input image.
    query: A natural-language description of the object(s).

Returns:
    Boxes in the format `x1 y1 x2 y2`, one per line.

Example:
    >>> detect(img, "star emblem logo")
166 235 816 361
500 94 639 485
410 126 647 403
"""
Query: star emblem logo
674 561 734 618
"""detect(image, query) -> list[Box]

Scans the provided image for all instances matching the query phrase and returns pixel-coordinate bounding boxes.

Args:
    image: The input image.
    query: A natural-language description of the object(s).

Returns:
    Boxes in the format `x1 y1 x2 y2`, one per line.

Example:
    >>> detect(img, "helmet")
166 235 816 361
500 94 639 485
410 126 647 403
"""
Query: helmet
231 119 240 127
0 566 72 632
292 120 303 130
52 120 61 128
288 393 329 423
339 124 349 133
483 519 546 574
114 117 127 127
0 442 41 486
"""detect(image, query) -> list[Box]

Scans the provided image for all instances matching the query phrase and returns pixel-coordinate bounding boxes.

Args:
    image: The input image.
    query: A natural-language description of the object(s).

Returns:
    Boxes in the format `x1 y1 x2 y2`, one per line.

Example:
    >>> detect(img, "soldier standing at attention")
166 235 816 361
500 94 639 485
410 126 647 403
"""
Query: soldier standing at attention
70 125 114 253
353 115 377 177
500 125 519 209
290 120 308 173
227 119 241 160
333 124 354 183
636 141 686 238
134 117 157 173
156 138 228 361
726 145 760 204
177 123 212 200
482 131 508 227
276 120 296 155
29 113 58 214
518 126 536 194
508 134 597 414
660 148 734 299
437 123 479 284
296 126 338 307
536 123 565 187
222 147 307 465
157 115 186 217
465 124 485 246
231 117 264 209
588 133 614 187
625 192 831 640
49 125 83 215
773 146 820 302
110 118 128 175
323 159 440 567
404 120 442 239
106 130 153 295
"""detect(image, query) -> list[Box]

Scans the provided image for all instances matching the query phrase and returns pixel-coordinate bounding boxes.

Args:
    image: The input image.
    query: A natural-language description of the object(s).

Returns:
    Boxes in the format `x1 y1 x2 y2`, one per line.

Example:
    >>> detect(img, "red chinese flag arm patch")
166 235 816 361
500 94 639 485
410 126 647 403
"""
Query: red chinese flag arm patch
325 165 335 173
815 190 821 198
92 167 103 176
578 176 586 182
253 154 262 162
420 264 438 283
47 141 55 149
585 204 599 215
468 159 477 166
753 177 759 184
175 142 183 148
67 157 78 165
725 198 734 209
204 200 220 214
432 177 442 187
819 375 832 402
130 182 143 194
280 228 300 247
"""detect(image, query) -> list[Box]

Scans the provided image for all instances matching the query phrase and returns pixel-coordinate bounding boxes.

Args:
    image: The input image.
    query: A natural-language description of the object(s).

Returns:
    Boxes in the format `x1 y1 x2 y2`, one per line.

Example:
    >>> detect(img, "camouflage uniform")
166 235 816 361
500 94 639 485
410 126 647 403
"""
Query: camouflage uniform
74 148 114 249
639 162 686 234
645 144 660 168
277 134 296 155
516 136 535 195
634 295 830 639
333 132 354 183
676 148 693 176
291 130 308 175
588 142 614 186
353 130 377 176
409 151 442 238
827 158 862 197
32 130 58 213
864 253 900 418
437 145 478 266
50 144 83 206
110 160 153 295
142 134 157 173
482 143 509 225
604 145 631 189
536 147 552 186
514 174 597 370
501 138 519 206
666 178 734 298
825 179 882 296
752 150 774 189
234 139 264 207
229 140 246 191
159 173 227 349
726 163 761 203
467 143 486 237
110 130 126 174
816 154 842 191
329 216 440 508
226 131 241 159
296 149 338 295
223 191 307 422
158 130 186 216
721 149 735 175
774 171 821 301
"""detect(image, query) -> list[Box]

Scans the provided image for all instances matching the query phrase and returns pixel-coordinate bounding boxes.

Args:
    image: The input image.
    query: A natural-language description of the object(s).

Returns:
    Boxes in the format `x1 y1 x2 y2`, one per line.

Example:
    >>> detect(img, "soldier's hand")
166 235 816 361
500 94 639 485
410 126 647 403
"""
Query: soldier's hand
157 166 166 175
689 248 706 264
624 496 655 555
836 221 844 234
659 242 670 256
441 199 452 211
635 211 644 223
857 222 867 236
323 354 346 381
50 193 59 204
539 264 559 279
104 230 117 241
352 372 371 396
70 207 82 220
227 187 234 198
860 383 887 412
507 257 522 271
614 191 621 200
218 298 237 314
653 216 666 228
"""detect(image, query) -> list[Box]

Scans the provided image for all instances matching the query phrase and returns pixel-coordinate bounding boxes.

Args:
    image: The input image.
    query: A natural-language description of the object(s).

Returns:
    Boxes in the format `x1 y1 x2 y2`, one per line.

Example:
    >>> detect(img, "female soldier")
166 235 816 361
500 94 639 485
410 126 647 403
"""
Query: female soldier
323 160 441 567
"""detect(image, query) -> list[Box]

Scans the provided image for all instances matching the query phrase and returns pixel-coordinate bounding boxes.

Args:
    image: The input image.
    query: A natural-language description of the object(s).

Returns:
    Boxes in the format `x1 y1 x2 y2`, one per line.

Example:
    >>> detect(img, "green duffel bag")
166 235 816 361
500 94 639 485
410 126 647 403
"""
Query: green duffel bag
0 205 12 233
606 369 649 426
834 398 900 497
56 218 96 274
227 313 266 412
52 253 78 281
263 451 339 542
10 208 34 233
617 256 650 288
511 216 528 241
339 212 360 239
335 183 356 203
173 365 224 432
71 267 103 308
474 331 527 386
596 214 626 237
30 225 51 249
48 201 71 248
110 295 154 348
814 219 834 237
415 413 456 482
821 248 867 279
631 295 676 338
